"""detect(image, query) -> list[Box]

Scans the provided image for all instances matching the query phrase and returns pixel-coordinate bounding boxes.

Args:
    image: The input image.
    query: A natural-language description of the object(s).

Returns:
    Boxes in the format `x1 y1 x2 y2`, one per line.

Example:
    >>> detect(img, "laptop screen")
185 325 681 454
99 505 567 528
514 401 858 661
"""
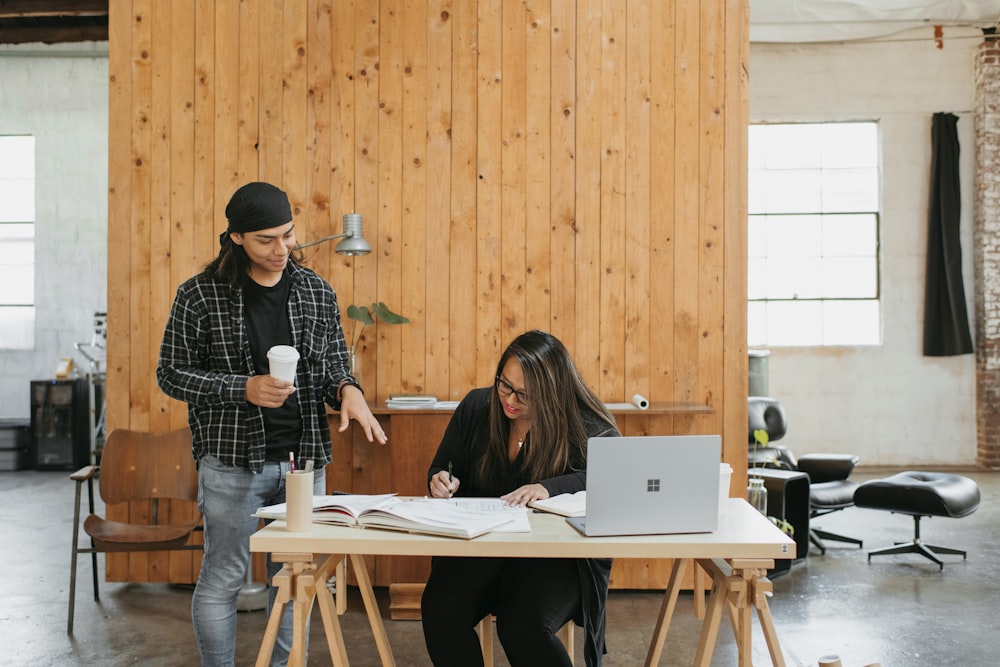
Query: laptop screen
572 435 721 536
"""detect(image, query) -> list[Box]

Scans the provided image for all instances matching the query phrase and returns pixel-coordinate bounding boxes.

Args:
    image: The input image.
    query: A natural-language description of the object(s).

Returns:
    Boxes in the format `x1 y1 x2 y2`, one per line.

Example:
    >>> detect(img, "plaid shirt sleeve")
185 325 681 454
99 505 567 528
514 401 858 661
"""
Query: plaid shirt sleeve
156 274 261 466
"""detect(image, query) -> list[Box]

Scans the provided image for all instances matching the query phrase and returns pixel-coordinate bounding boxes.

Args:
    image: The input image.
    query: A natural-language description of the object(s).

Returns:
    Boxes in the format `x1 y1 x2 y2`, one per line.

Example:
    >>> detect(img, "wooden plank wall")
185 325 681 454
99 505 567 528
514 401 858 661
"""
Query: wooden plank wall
105 0 748 583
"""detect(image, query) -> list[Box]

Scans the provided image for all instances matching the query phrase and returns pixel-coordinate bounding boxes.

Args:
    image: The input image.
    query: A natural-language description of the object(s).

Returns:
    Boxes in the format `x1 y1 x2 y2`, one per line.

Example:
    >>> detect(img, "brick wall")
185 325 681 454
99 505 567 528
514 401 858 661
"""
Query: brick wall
974 33 1000 469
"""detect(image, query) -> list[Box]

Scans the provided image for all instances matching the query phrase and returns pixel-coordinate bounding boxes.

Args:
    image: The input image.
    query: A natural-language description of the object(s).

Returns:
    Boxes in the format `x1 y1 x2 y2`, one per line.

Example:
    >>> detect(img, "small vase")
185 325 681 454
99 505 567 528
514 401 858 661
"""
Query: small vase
747 476 768 515
348 348 360 376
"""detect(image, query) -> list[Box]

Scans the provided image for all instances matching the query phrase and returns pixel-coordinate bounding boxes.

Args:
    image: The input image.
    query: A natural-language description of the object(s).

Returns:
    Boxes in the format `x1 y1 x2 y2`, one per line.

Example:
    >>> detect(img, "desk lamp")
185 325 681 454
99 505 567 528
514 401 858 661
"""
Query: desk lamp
296 212 372 255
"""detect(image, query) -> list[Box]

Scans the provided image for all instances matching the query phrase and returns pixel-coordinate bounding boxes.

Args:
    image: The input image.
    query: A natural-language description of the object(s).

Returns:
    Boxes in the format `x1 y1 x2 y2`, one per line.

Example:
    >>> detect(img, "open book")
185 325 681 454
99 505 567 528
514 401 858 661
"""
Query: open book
444 497 531 532
528 490 587 518
253 493 397 525
254 494 518 539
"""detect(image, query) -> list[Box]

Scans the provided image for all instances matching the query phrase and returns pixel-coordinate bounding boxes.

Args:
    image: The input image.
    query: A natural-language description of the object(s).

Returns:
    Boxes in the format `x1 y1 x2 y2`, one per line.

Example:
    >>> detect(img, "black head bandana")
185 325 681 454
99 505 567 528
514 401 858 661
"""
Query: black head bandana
224 181 292 234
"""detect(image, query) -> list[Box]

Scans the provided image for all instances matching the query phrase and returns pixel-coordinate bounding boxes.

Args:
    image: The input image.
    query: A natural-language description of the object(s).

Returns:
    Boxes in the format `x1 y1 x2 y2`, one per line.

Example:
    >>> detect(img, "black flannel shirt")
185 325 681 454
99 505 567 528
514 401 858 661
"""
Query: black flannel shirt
156 261 355 472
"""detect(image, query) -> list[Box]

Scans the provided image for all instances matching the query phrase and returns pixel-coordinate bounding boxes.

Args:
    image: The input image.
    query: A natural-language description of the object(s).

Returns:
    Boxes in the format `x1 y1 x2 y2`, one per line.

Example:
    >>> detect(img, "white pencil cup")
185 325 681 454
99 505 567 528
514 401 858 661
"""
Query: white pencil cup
719 462 733 518
285 470 314 532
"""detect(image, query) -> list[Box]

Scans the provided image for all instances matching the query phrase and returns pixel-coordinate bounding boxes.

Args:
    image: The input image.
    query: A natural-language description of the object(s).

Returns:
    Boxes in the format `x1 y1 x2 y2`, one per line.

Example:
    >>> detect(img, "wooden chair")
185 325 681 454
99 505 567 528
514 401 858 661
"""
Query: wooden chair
478 616 575 666
68 427 203 633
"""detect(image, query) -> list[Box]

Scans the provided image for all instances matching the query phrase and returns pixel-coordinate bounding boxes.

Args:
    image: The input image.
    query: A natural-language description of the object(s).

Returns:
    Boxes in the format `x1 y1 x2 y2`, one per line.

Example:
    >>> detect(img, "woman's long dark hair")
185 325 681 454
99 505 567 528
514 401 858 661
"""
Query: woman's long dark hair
478 330 617 486
206 231 305 289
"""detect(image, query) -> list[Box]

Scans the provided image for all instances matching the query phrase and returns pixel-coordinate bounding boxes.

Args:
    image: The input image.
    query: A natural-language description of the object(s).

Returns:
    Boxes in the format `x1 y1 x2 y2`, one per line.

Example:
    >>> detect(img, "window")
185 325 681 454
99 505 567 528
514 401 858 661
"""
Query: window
0 135 36 349
748 122 880 347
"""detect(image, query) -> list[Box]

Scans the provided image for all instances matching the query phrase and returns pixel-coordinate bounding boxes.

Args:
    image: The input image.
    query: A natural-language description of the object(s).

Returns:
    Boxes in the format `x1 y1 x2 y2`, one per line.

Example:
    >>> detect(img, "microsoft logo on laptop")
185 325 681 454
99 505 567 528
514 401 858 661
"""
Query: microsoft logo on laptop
647 479 661 492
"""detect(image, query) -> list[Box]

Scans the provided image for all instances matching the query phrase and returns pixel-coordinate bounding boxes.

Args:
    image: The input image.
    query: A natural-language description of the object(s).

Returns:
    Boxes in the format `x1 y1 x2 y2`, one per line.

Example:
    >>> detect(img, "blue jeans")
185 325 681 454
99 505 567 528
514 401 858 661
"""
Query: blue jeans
193 456 326 667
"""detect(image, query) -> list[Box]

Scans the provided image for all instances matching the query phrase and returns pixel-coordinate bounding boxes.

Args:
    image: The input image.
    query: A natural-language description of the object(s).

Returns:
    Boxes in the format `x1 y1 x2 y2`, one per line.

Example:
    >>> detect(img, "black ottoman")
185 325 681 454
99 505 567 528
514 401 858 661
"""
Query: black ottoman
854 471 980 570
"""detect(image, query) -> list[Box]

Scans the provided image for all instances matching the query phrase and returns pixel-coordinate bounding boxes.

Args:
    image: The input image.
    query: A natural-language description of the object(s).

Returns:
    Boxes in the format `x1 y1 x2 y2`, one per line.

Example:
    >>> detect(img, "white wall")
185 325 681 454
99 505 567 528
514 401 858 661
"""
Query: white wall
750 28 980 466
0 32 983 466
0 44 108 419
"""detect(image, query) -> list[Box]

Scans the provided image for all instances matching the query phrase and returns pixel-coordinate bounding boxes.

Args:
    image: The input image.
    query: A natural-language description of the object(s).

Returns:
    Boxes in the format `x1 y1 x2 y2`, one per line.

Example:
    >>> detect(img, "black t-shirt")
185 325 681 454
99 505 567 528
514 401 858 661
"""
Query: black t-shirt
244 272 302 460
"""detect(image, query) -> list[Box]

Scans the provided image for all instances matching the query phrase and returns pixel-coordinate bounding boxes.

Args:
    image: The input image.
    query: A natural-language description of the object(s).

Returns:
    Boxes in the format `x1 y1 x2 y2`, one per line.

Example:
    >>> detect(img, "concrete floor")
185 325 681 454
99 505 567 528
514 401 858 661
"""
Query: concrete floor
3 468 997 666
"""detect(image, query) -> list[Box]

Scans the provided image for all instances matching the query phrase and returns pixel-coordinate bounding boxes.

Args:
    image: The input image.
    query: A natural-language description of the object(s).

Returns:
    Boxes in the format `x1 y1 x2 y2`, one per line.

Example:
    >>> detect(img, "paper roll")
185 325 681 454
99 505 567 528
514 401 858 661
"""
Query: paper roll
631 393 649 410
285 470 314 532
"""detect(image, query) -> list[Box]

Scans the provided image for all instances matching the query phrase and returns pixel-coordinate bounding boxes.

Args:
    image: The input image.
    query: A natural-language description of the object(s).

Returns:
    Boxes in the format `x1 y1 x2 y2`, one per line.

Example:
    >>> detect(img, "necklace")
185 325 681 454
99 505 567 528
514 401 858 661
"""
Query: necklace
512 422 527 450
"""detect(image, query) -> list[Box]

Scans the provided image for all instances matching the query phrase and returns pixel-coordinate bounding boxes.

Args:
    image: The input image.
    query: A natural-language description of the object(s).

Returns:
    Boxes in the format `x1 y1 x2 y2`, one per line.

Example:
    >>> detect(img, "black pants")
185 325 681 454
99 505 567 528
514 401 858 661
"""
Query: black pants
421 556 581 667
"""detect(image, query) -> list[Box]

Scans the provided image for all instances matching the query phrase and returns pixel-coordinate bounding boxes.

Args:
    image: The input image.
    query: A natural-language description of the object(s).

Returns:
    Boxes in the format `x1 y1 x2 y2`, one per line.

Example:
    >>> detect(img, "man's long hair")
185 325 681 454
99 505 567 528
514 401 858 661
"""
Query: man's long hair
206 232 305 288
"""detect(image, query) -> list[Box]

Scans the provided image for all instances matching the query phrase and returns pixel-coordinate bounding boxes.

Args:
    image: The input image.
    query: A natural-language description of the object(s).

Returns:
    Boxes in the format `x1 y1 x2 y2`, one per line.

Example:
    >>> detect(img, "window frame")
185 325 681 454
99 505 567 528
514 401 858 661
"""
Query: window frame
747 121 882 348
0 134 37 350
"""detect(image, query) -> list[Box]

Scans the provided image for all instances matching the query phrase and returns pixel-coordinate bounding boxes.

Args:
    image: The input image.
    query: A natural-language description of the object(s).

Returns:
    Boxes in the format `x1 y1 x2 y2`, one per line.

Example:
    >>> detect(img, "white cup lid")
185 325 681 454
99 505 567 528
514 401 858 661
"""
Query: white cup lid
267 345 299 361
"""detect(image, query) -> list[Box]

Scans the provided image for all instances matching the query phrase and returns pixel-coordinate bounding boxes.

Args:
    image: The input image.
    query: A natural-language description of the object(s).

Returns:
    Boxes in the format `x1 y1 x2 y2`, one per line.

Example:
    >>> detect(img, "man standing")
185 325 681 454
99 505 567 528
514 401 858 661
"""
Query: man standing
157 181 387 666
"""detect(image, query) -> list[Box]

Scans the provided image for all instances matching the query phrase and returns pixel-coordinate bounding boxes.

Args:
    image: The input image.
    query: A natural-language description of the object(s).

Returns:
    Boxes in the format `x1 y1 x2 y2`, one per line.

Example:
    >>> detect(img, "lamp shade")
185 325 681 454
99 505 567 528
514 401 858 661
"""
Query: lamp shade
335 235 372 255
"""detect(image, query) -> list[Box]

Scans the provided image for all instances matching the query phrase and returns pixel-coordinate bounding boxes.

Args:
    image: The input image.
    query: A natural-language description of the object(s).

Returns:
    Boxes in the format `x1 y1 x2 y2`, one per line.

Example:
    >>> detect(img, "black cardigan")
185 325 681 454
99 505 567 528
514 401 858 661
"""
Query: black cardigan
427 387 619 667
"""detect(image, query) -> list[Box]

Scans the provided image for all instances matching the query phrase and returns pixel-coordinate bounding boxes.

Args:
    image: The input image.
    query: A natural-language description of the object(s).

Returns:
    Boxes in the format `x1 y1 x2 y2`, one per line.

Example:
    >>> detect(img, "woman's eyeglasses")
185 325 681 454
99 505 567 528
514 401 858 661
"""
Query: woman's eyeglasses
495 376 529 405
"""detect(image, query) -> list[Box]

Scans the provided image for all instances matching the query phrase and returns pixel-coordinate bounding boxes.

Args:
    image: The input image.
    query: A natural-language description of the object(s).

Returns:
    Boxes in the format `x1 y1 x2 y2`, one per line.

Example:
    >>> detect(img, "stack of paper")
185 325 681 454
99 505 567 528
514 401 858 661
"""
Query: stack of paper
385 394 438 409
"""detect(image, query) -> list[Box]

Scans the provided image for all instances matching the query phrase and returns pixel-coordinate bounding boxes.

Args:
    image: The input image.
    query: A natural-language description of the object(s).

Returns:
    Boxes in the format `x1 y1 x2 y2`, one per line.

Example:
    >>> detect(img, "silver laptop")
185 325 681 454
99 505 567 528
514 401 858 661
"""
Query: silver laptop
567 435 721 536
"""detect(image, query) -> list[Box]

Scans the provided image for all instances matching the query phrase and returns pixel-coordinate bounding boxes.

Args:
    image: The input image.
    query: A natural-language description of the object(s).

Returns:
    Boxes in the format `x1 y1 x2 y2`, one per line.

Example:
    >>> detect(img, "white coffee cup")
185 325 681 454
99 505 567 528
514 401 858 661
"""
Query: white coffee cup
267 345 300 383
285 470 314 532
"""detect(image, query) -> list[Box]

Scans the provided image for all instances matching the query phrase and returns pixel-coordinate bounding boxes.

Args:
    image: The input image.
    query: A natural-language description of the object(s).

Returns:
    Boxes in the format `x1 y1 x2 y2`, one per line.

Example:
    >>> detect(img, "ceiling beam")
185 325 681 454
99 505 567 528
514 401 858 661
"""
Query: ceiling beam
0 24 107 44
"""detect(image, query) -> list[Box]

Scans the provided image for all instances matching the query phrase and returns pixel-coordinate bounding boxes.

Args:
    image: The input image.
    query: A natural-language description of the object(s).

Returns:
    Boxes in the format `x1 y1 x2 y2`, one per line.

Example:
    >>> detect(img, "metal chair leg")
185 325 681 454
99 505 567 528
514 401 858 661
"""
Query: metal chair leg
68 487 81 634
809 530 828 556
865 515 966 571
813 528 863 548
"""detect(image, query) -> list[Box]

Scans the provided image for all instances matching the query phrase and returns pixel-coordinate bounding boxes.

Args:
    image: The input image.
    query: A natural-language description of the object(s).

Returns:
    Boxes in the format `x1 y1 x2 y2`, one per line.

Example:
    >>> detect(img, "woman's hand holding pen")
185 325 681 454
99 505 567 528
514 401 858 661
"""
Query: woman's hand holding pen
501 483 549 507
429 467 460 498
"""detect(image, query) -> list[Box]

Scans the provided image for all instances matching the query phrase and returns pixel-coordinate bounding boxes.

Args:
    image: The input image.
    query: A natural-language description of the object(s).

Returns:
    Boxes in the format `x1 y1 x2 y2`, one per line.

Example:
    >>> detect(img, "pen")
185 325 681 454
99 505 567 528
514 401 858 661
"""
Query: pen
289 451 296 473
304 459 314 473
448 461 453 483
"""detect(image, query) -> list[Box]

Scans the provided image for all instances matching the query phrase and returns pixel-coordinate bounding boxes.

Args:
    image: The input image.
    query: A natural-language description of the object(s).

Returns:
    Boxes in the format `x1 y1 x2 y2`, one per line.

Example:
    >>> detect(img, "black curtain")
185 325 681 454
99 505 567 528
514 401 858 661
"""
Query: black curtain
923 112 973 357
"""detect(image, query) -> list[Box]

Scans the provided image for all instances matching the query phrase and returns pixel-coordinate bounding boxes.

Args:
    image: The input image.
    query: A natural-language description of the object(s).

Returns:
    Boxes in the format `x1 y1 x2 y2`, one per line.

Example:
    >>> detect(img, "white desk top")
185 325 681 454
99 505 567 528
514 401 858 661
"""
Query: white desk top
250 498 796 561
